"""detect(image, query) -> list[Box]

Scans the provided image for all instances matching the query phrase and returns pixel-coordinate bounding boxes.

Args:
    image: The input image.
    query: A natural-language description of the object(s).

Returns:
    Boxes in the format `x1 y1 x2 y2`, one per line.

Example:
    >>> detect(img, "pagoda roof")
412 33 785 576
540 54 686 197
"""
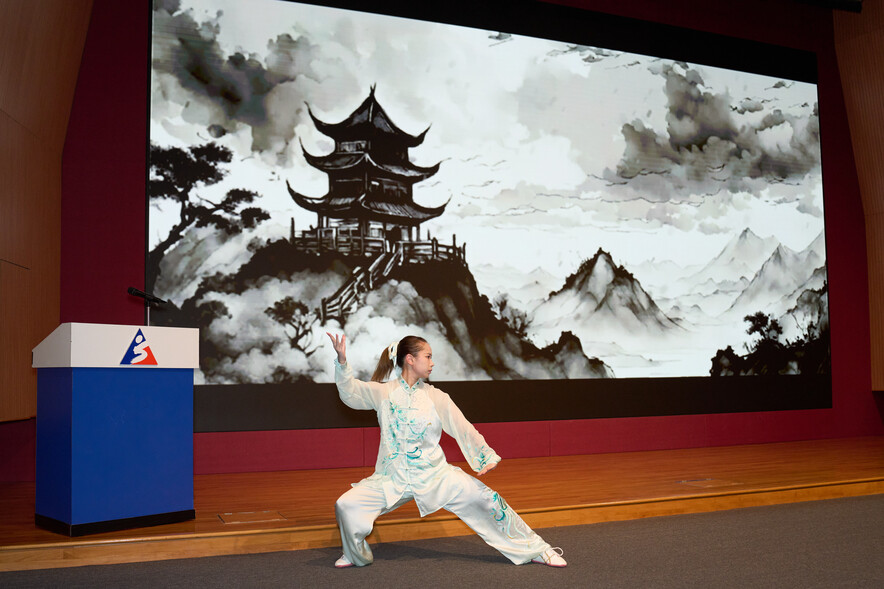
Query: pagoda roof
307 86 429 148
287 181 447 225
301 147 440 182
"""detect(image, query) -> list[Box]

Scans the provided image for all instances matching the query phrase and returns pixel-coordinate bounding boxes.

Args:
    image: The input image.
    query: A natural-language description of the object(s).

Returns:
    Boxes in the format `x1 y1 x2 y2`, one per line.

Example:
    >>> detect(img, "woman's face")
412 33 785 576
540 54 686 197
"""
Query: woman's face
407 343 434 380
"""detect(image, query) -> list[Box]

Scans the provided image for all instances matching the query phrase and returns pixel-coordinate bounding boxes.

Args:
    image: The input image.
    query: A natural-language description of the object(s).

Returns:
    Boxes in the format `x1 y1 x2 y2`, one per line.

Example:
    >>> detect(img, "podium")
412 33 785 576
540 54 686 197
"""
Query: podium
32 323 199 536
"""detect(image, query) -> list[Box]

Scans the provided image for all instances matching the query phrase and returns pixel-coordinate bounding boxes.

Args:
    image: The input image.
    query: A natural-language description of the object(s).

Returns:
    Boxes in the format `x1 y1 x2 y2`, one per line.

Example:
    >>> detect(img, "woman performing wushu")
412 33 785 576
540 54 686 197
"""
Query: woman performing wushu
327 333 567 568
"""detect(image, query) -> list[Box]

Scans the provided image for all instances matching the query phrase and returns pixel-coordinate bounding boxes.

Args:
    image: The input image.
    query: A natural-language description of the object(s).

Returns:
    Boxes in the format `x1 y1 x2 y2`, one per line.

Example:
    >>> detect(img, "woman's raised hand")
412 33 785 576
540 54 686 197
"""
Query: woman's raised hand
326 332 347 364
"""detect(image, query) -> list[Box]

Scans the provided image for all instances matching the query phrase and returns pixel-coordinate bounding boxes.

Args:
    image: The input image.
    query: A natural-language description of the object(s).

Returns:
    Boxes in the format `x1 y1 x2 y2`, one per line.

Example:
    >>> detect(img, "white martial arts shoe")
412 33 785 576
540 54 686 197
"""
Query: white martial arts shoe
334 554 354 568
532 547 567 567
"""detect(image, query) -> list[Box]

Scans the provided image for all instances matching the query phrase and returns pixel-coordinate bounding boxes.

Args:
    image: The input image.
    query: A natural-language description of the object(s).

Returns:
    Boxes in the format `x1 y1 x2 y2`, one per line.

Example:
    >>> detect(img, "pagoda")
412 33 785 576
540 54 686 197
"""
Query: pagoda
287 86 445 245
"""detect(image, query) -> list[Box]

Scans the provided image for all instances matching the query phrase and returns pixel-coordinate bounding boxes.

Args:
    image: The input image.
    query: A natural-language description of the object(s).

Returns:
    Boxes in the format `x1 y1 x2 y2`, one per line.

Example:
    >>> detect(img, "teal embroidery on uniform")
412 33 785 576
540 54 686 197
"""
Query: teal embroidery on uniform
379 453 397 475
379 399 406 475
408 421 430 440
393 390 430 444
387 403 401 445
399 377 420 393
382 390 432 474
460 436 493 471
476 448 491 469
491 492 508 521
482 486 532 541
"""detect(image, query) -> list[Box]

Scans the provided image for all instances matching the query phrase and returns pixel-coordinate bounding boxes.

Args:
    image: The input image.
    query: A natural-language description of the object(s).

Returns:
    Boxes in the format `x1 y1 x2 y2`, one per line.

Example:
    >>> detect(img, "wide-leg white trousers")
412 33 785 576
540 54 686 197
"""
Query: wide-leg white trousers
335 468 551 566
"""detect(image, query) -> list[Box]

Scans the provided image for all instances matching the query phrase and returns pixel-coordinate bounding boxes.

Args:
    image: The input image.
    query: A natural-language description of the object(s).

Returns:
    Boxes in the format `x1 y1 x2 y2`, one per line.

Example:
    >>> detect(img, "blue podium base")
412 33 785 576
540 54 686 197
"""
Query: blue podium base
35 509 195 537
36 367 194 534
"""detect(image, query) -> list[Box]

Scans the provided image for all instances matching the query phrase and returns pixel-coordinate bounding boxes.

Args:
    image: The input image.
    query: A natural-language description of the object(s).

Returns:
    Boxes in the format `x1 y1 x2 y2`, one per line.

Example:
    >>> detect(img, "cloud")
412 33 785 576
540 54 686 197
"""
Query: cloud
151 3 323 154
604 62 820 201
546 44 620 63
732 98 766 114
152 1 825 256
344 281 486 381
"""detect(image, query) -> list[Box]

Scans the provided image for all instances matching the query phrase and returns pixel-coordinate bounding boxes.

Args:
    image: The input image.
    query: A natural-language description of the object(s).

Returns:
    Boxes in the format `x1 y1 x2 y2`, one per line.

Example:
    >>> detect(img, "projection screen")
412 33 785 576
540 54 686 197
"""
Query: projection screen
147 0 830 429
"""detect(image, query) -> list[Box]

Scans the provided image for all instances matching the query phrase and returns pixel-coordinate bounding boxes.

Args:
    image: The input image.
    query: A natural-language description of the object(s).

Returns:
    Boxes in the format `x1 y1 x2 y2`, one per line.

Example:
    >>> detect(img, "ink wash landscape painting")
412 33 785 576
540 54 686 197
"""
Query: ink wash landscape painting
148 0 828 387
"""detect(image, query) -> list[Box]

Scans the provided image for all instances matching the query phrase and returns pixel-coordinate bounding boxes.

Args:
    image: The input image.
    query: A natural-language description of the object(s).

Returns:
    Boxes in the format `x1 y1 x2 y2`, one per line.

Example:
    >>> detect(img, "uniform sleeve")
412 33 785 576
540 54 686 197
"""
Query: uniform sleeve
430 388 501 472
334 360 386 411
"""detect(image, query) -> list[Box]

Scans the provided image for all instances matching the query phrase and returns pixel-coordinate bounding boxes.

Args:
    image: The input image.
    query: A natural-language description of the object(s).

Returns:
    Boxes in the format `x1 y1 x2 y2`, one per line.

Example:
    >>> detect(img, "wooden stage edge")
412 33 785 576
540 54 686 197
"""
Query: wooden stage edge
2 437 883 572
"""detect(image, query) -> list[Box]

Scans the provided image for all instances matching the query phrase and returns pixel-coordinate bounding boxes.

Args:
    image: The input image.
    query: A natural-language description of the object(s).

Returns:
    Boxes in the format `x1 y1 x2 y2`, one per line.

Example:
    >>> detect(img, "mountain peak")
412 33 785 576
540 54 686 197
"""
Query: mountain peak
554 248 630 298
771 243 799 261
738 227 760 240
533 247 681 345
688 227 779 285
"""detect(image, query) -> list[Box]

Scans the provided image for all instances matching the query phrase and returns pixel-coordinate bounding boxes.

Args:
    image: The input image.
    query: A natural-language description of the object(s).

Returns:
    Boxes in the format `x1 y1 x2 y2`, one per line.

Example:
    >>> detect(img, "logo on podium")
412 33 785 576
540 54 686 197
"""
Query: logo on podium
121 329 158 365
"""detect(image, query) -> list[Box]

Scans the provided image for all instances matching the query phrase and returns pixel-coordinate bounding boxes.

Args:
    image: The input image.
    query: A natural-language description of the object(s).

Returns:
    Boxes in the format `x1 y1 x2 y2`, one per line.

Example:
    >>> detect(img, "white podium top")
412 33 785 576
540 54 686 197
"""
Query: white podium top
32 322 199 369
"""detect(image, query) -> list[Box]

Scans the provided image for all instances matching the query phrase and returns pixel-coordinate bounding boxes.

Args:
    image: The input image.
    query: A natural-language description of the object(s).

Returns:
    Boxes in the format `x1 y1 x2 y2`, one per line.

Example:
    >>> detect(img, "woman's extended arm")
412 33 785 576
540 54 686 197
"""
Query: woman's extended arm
327 332 385 411
430 388 501 475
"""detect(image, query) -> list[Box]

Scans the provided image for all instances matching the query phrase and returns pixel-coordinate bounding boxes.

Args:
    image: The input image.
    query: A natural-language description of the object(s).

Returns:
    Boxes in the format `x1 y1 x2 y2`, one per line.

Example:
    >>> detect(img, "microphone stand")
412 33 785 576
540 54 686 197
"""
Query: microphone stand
127 288 167 326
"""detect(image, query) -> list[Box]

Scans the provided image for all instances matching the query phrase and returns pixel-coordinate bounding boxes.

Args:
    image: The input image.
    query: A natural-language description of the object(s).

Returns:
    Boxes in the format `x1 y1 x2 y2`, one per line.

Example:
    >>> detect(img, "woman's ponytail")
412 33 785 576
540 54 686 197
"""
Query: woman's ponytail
371 347 395 382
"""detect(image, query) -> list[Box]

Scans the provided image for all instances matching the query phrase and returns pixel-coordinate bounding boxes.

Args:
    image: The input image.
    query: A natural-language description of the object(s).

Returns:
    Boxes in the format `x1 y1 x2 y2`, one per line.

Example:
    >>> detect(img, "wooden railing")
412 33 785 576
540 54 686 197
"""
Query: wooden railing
319 265 367 323
399 238 465 264
317 236 467 322
290 225 387 257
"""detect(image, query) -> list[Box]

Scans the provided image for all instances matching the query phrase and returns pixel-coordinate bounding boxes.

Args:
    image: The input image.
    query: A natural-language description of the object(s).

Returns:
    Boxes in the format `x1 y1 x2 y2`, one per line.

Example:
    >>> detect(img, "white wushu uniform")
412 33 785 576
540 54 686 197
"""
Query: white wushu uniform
333 360 552 566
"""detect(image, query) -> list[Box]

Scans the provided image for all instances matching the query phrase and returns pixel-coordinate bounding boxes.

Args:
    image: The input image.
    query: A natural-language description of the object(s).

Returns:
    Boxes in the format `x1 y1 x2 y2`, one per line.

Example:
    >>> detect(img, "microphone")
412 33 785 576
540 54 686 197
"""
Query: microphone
127 287 167 305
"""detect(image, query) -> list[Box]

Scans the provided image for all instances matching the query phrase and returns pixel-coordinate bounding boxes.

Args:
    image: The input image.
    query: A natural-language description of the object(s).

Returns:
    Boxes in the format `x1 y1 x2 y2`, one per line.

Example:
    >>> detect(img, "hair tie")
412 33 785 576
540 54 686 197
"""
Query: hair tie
388 341 398 362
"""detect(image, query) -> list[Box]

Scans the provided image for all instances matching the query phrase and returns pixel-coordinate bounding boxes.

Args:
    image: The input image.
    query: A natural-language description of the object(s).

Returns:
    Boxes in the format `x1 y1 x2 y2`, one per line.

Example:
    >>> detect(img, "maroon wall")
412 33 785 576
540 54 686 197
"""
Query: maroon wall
0 419 36 483
61 0 149 325
8 0 875 479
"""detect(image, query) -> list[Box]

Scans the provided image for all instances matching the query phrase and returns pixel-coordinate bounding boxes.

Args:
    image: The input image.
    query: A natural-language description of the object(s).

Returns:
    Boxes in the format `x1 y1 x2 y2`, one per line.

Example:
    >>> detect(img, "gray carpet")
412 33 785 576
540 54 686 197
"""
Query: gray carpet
2 495 882 588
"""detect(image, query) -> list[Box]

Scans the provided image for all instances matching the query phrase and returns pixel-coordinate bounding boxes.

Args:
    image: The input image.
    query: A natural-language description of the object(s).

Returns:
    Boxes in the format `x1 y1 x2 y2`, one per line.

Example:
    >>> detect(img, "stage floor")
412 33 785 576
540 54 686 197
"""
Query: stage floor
2 436 883 572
